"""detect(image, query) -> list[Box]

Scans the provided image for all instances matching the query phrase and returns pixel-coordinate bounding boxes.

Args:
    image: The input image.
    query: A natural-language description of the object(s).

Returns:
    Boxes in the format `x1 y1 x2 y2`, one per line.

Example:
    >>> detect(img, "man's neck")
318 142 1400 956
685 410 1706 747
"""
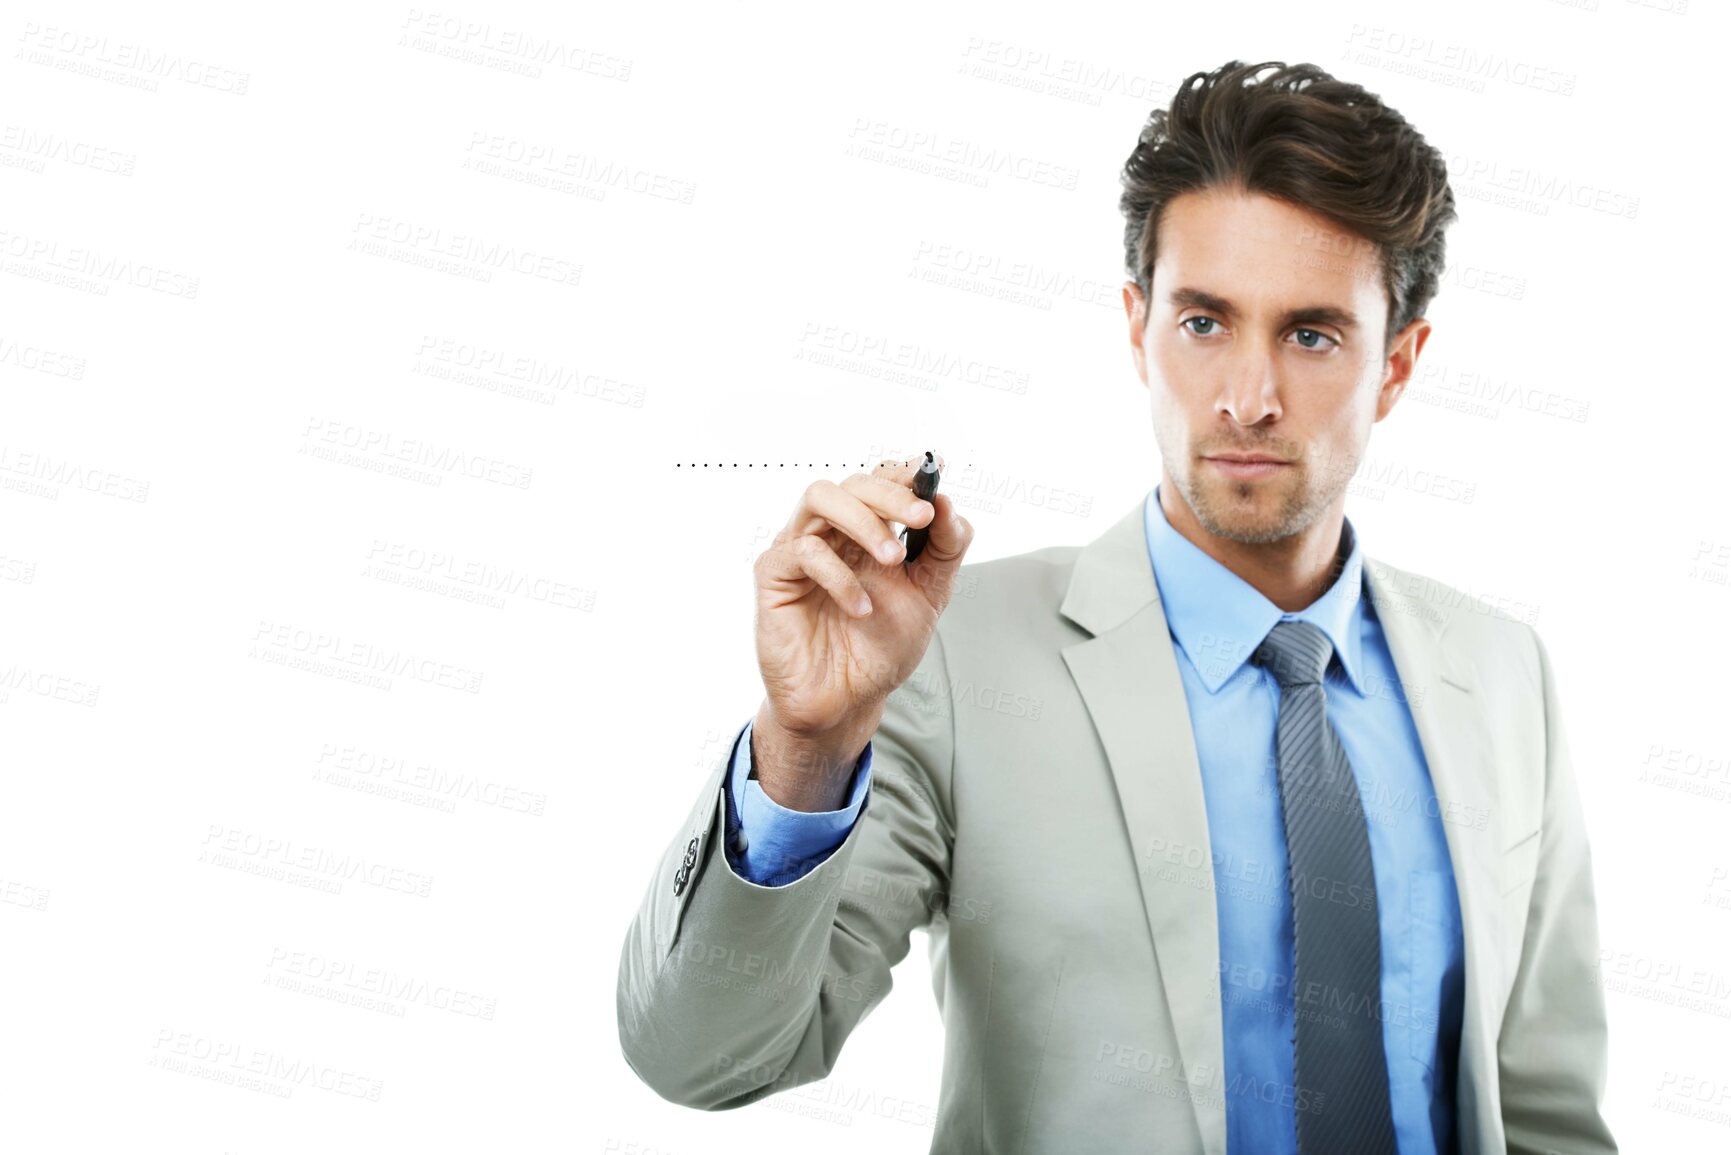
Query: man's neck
1159 483 1349 614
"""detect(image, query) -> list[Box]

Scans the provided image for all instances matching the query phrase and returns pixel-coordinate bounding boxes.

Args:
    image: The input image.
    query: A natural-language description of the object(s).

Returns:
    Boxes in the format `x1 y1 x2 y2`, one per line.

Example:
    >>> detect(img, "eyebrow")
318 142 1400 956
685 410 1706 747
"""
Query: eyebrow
1166 286 1360 332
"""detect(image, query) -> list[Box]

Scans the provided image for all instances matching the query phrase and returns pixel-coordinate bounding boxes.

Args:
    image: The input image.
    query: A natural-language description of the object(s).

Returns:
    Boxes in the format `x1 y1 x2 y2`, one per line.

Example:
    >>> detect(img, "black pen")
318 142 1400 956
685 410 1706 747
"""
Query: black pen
901 452 941 565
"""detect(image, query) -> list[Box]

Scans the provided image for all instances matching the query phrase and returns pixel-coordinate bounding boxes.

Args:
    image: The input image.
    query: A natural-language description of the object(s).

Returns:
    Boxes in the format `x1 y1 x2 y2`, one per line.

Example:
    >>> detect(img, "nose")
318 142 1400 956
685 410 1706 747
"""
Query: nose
1216 348 1281 426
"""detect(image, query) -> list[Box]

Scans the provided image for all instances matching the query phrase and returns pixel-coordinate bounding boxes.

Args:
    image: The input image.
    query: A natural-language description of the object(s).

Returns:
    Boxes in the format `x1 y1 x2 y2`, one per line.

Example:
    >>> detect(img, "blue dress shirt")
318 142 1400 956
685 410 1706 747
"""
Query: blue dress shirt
720 483 1465 1155
719 718 873 887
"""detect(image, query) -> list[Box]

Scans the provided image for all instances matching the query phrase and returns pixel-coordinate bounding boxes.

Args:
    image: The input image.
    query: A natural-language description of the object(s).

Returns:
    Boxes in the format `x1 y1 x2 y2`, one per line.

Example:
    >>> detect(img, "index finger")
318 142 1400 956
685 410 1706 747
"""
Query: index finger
870 452 947 488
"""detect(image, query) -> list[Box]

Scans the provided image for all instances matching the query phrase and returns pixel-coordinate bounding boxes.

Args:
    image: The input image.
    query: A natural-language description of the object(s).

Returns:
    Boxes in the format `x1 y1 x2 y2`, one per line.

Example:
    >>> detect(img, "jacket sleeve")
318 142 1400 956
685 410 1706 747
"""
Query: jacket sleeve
1496 626 1618 1153
616 626 957 1109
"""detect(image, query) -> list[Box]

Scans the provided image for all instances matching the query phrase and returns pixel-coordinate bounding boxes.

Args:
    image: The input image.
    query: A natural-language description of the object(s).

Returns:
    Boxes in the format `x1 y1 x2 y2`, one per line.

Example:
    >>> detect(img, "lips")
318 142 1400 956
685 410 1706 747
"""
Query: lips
1207 456 1290 479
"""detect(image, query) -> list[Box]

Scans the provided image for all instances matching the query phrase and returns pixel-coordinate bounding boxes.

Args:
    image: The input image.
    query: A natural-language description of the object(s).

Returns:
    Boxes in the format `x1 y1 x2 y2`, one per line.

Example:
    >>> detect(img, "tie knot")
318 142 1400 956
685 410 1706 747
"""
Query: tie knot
1251 620 1333 687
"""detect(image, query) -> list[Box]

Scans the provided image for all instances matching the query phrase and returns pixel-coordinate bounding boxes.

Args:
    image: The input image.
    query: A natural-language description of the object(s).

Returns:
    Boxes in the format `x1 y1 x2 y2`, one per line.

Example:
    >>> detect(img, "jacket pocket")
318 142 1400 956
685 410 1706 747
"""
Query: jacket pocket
1500 826 1541 897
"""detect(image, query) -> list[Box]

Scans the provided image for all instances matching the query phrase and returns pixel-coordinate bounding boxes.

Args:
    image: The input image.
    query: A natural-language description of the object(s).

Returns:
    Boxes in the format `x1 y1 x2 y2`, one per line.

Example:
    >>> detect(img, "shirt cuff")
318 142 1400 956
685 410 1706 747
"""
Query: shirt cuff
721 717 873 887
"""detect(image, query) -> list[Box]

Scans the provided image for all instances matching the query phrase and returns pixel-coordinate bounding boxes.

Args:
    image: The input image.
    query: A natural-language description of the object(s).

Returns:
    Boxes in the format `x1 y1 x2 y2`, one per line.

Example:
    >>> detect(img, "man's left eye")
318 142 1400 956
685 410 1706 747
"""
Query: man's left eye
1292 329 1336 350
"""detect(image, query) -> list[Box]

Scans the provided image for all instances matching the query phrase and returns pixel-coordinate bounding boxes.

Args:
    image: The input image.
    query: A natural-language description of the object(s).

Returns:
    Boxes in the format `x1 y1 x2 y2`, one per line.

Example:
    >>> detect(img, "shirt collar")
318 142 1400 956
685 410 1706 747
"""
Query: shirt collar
1142 482 1368 696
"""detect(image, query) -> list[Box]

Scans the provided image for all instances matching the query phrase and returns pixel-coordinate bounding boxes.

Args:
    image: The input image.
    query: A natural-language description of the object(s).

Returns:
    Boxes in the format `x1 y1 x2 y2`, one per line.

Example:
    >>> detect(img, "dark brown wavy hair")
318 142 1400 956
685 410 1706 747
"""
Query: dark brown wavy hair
1119 60 1457 358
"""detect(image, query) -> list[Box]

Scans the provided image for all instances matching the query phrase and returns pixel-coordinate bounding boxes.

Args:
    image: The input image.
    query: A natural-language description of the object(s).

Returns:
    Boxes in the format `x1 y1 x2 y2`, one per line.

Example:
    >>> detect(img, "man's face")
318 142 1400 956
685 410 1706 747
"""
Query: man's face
1124 187 1427 545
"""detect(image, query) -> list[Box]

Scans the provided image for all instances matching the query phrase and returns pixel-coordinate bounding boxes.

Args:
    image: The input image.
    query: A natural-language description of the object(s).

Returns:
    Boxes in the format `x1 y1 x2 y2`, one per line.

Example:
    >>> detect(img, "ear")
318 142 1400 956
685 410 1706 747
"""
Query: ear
1123 281 1150 387
1374 317 1431 421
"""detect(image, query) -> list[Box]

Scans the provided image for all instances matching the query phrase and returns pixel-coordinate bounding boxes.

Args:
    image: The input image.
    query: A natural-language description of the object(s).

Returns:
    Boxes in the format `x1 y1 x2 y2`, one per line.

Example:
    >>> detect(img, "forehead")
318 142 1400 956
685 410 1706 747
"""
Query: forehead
1152 188 1384 316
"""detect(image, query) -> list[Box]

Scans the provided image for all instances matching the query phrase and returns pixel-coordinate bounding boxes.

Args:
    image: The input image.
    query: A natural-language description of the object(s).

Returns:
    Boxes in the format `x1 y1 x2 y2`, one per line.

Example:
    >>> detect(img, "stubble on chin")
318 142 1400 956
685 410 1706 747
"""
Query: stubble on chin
1182 465 1317 546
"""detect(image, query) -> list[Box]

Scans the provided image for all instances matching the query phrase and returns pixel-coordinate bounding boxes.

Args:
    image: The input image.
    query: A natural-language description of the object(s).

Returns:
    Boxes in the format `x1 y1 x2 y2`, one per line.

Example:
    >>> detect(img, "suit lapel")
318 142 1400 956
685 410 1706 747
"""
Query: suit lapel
1056 496 1501 1155
1362 557 1501 1151
1059 497 1225 1155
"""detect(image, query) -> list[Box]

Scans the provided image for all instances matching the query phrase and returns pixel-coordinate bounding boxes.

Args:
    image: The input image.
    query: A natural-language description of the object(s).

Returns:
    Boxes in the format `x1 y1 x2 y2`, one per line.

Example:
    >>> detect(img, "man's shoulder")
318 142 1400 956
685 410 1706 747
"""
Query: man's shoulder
936 542 1088 644
956 540 1084 587
1362 554 1544 687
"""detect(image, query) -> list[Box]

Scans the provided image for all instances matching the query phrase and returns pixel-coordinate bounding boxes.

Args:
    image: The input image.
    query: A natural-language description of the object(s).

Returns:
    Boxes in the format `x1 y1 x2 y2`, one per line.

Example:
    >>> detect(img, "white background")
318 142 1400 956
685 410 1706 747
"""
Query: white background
3 0 1727 1151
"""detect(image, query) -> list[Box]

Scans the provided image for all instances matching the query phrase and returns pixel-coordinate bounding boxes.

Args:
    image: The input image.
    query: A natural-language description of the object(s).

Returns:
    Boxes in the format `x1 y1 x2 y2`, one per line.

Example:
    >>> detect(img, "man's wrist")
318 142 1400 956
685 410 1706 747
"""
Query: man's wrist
751 704 877 812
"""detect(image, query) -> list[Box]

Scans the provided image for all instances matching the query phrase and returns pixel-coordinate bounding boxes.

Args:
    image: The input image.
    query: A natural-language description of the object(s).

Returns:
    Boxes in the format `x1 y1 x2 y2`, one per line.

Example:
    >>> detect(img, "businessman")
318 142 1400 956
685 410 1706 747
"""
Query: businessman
618 60 1616 1154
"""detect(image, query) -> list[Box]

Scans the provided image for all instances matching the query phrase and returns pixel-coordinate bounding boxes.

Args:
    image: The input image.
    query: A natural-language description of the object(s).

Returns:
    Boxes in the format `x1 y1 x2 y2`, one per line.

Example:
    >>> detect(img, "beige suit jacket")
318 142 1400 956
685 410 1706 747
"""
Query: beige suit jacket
617 495 1617 1153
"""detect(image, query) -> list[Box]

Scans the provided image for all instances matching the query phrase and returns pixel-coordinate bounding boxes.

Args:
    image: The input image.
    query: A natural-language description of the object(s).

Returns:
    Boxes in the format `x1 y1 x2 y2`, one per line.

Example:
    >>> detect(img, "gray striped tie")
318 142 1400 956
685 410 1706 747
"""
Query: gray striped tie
1251 620 1396 1153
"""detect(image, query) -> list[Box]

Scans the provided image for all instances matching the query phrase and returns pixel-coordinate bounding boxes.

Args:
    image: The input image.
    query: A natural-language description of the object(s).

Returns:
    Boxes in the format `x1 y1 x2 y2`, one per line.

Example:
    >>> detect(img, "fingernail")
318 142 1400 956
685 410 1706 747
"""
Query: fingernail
879 540 903 562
